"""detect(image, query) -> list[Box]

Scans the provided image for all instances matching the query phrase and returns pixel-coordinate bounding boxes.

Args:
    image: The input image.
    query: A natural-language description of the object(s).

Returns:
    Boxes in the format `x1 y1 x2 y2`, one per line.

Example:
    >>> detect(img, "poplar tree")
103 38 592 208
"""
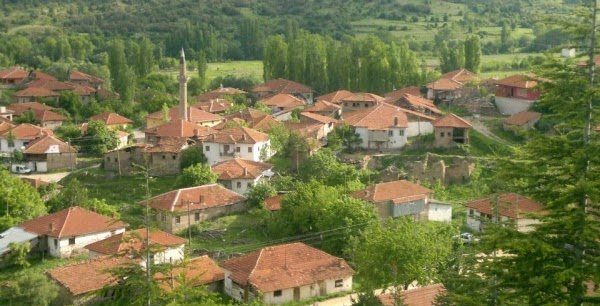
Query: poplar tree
197 51 208 91
263 35 288 80
464 35 482 73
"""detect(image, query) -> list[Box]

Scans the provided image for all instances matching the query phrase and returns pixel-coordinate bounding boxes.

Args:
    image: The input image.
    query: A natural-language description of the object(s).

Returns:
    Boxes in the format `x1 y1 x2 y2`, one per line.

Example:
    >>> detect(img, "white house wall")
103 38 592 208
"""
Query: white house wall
428 203 452 222
406 121 433 137
47 228 126 258
204 140 272 165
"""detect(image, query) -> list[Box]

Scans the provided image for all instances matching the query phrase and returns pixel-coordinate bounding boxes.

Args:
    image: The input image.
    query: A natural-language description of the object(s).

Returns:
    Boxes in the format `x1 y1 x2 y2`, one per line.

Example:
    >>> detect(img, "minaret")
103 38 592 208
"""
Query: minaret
178 48 189 121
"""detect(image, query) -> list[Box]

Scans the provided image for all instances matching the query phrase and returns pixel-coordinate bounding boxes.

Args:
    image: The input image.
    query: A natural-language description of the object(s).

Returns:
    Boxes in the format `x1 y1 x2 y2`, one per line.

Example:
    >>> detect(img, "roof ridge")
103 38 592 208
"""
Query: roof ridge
57 206 75 238
247 248 265 284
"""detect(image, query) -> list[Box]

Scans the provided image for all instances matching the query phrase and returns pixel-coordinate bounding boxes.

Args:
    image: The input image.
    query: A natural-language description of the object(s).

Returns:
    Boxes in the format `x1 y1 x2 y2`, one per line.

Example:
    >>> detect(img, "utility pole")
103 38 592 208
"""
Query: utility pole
187 199 192 250
134 161 153 306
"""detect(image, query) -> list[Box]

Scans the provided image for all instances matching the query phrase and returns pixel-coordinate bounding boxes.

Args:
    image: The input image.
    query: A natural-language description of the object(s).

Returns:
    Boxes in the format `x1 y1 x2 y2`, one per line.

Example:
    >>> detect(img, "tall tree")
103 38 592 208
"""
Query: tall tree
0 168 46 231
197 51 208 91
464 35 482 73
263 35 288 81
108 39 135 102
137 37 154 77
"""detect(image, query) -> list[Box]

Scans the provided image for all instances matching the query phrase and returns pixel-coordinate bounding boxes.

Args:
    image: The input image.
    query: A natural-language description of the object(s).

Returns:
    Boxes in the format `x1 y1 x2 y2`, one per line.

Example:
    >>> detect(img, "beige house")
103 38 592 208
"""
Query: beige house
140 184 247 233
466 193 544 233
88 112 133 130
212 158 274 194
23 135 77 172
503 111 541 131
251 78 314 103
432 113 472 148
339 92 384 111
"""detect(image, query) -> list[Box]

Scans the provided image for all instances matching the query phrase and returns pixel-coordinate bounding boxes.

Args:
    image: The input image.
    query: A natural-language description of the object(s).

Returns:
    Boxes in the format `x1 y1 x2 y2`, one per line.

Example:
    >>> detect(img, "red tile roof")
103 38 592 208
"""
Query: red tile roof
351 180 432 203
432 113 472 128
69 70 104 84
388 93 442 115
440 69 478 83
252 78 313 95
141 137 191 154
206 126 269 144
23 135 77 154
503 111 541 126
304 100 341 114
14 87 59 98
384 86 423 99
145 119 215 139
212 158 273 180
221 242 354 292
147 106 223 124
141 184 246 212
225 109 281 131
465 193 544 219
341 92 385 104
343 103 408 129
47 256 132 296
85 228 187 256
0 123 53 140
89 112 133 126
29 109 67 122
156 255 224 291
27 79 75 91
0 121 15 134
378 284 446 306
30 70 58 81
495 74 539 89
194 87 246 101
316 90 354 104
0 67 28 80
264 194 284 211
7 102 54 115
193 99 232 113
300 111 338 124
426 78 464 91
261 93 306 109
70 83 97 96
19 206 127 238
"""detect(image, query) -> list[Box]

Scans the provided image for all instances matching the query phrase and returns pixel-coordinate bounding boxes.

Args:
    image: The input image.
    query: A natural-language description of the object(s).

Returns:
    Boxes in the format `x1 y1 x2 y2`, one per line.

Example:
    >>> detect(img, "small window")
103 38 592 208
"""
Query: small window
440 132 445 137
162 155 166 159
364 103 368 107
114 158 118 162
172 154 176 160
247 182 253 188
161 214 166 222
224 145 230 152
237 182 242 188
54 239 58 248
398 130 404 136
195 212 200 221
469 209 474 216
236 147 241 153
388 130 393 136
69 237 76 245
335 279 343 288
248 147 252 153
205 146 210 151
175 216 181 224
274 290 282 297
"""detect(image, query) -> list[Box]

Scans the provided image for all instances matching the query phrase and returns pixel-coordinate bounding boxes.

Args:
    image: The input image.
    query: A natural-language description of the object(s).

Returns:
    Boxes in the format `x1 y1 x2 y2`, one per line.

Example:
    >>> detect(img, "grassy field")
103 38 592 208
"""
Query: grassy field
160 61 263 84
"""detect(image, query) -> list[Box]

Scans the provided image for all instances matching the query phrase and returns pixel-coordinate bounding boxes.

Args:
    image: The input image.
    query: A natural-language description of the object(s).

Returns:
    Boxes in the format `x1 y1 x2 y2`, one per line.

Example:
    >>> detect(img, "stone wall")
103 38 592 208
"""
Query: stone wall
406 153 475 185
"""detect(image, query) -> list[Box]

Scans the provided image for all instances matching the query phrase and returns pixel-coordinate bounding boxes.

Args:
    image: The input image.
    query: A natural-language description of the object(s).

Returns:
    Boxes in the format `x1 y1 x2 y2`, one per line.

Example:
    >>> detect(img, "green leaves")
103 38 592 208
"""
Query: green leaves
0 168 46 231
175 164 217 189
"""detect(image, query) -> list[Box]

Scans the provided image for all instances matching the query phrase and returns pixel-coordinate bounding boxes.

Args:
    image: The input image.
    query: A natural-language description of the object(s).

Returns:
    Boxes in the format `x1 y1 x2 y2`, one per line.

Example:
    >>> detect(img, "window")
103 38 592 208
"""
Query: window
248 147 253 153
469 209 474 216
388 130 393 136
195 212 200 221
440 132 445 137
224 145 230 152
54 239 58 248
205 145 210 151
161 214 166 222
398 130 404 136
172 154 176 160
448 132 452 136
247 182 253 188
364 103 368 107
237 182 242 188
236 147 241 153
335 279 344 288
274 290 282 297
69 237 76 245
162 155 166 159
114 157 118 162
175 216 181 224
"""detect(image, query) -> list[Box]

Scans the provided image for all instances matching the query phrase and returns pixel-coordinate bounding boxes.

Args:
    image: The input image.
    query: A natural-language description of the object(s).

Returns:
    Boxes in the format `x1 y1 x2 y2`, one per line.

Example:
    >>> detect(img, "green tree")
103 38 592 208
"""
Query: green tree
58 91 84 121
137 37 154 77
326 123 362 152
299 149 364 190
263 35 288 80
246 182 276 207
108 39 135 102
80 120 119 154
0 169 46 231
1 271 59 306
55 124 83 141
349 218 454 292
47 178 89 212
464 36 482 73
14 109 36 124
197 51 208 92
7 242 31 268
175 164 217 188
179 146 207 169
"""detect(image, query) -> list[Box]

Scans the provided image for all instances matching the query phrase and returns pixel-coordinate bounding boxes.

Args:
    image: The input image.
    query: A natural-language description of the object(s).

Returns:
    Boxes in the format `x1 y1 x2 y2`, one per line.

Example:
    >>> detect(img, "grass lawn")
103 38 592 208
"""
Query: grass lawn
60 167 179 227
482 117 526 145
159 60 263 84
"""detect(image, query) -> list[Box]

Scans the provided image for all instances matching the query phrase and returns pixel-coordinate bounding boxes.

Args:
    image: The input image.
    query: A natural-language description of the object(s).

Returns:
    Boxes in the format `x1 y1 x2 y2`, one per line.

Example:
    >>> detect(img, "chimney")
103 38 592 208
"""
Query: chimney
243 167 248 176
49 223 54 231
241 134 246 141
394 116 399 126
199 195 204 204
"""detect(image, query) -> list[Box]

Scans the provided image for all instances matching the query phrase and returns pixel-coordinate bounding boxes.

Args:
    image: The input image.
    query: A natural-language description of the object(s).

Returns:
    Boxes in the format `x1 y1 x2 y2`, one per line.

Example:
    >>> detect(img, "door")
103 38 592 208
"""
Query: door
319 281 326 295
293 287 300 301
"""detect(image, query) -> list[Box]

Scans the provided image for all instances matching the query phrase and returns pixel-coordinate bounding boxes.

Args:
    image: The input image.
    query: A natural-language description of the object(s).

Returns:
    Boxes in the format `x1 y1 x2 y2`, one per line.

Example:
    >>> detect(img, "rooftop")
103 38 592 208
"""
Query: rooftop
465 193 544 219
85 228 187 256
140 184 246 212
432 113 472 128
343 103 408 130
212 158 273 180
351 180 432 203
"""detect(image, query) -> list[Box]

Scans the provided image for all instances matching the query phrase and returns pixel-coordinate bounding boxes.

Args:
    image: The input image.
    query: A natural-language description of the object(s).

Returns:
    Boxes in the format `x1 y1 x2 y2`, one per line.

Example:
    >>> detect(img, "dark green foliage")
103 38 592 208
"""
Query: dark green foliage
13 109 36 124
245 183 276 208
7 242 31 268
208 74 260 91
47 179 120 217
79 120 119 154
175 164 217 188
0 168 46 231
326 123 362 152
179 146 207 169
58 91 83 121
0 270 59 306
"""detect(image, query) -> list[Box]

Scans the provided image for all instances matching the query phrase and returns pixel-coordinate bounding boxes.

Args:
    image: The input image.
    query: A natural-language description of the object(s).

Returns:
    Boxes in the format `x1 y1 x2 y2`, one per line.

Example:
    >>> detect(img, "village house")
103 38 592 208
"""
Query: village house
88 112 133 130
503 111 541 131
378 284 446 306
104 137 193 176
284 112 338 145
14 206 127 258
343 103 408 150
384 86 424 99
146 106 223 129
339 92 385 111
47 256 132 305
0 123 53 154
385 93 442 117
22 134 77 172
203 126 272 165
194 86 246 101
303 99 342 118
193 98 232 114
252 78 314 103
0 67 28 87
68 70 104 89
351 180 452 222
0 106 14 121
223 108 281 132
0 121 14 135
399 107 436 137
465 193 544 233
85 228 187 266
7 102 66 129
426 69 478 101
432 113 472 148
140 184 247 233
13 86 60 104
260 93 306 121
494 74 542 115
315 90 355 104
222 242 354 304
211 158 274 194
156 255 225 292
144 119 214 144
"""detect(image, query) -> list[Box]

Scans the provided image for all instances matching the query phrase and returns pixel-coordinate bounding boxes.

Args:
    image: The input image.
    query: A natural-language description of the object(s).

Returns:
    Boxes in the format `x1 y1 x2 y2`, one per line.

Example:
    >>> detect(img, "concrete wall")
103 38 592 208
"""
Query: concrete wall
428 203 452 222
406 121 433 137
47 228 126 258
355 127 407 150
220 177 261 195
104 148 181 176
494 96 536 115
41 120 63 130
204 140 271 165
45 153 77 171
159 201 248 233
0 138 30 154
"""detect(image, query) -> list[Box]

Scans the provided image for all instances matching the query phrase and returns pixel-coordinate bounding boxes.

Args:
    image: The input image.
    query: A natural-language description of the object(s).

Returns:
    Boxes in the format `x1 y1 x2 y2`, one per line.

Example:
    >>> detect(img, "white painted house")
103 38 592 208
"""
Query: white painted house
17 206 127 258
211 158 274 194
203 126 272 165
222 242 354 305
343 103 409 150
465 193 544 233
0 123 52 154
85 228 187 266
